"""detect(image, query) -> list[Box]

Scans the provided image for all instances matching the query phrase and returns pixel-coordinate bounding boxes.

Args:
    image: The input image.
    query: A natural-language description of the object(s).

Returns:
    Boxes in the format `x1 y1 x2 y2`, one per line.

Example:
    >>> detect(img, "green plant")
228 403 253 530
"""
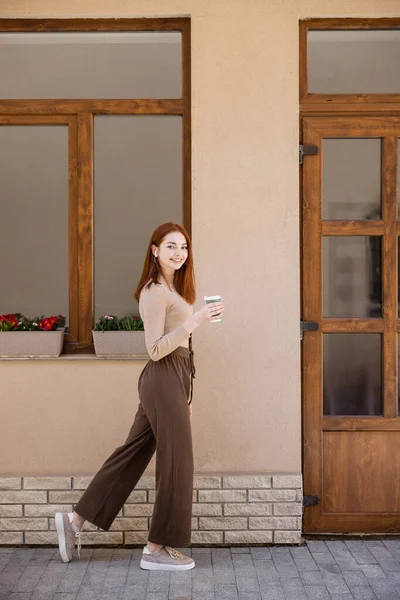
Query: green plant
94 314 144 332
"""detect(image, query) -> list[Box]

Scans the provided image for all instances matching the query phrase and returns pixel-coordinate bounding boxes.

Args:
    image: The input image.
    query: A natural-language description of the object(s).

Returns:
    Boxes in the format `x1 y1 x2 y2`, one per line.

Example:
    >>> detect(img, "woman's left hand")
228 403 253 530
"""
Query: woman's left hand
188 404 192 418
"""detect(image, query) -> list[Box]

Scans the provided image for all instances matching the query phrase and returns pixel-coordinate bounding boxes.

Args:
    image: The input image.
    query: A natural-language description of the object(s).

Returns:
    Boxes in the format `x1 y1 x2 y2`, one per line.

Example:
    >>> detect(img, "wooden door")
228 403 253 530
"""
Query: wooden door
302 116 400 533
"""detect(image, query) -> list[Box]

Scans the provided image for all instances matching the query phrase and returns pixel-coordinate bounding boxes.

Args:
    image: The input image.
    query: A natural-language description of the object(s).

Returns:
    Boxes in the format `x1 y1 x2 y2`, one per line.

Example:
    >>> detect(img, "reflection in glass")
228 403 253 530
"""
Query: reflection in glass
324 334 382 416
323 138 381 220
308 30 400 94
0 125 69 322
323 237 382 318
0 32 182 99
94 115 182 321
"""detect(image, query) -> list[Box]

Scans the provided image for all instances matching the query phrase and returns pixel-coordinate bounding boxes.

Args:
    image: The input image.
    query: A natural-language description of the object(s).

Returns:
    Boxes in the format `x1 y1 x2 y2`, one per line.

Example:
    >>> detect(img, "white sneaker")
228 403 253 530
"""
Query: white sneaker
55 512 82 563
140 545 195 571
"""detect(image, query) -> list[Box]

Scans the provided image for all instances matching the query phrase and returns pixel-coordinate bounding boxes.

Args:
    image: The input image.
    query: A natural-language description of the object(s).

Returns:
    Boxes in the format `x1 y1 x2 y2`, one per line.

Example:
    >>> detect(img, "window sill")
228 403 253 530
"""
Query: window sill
0 354 149 361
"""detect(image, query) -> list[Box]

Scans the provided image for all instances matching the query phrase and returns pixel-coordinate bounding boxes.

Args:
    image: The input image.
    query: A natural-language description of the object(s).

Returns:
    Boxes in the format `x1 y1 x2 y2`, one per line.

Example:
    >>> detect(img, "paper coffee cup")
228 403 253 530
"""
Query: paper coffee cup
204 295 222 322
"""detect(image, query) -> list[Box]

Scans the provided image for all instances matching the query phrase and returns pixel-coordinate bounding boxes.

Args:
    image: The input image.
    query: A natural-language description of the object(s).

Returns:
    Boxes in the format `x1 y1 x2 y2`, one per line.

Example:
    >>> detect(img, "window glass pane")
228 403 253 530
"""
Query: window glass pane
398 139 400 218
94 115 182 321
323 138 381 220
323 237 381 318
0 32 181 99
308 30 400 94
0 125 69 323
324 334 382 416
398 335 400 416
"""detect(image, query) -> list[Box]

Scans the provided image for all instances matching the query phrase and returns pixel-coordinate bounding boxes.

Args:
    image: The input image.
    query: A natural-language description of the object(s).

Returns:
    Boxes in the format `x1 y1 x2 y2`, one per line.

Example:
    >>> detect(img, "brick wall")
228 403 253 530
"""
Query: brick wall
0 474 303 546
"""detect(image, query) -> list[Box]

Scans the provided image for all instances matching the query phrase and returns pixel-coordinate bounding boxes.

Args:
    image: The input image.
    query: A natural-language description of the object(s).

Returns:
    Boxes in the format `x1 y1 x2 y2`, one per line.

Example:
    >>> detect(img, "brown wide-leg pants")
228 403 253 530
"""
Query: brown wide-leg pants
74 347 194 547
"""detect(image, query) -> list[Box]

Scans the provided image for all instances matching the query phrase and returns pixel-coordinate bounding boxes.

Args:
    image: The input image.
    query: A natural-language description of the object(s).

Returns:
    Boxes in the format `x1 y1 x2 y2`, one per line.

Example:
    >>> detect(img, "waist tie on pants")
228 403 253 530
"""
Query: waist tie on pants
188 333 196 406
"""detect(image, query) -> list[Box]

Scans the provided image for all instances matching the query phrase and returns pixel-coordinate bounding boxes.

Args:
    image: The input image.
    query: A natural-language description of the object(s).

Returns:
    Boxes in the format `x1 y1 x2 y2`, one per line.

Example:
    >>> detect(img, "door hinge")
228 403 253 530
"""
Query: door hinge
300 321 319 340
299 144 318 165
303 495 319 507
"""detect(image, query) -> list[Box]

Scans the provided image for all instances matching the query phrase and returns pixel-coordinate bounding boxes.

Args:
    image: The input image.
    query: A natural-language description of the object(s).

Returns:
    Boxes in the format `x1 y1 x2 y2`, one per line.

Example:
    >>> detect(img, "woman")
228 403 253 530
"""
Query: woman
55 222 224 571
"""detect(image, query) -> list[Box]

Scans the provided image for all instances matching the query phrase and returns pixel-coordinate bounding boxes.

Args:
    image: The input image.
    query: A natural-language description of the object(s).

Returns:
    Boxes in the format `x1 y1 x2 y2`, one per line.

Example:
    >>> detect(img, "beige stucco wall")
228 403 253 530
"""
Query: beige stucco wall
1 0 399 476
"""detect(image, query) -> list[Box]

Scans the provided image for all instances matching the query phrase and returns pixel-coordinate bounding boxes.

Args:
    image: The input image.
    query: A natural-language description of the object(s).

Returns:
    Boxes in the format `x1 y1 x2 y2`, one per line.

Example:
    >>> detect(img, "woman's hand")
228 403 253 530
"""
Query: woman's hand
193 302 225 325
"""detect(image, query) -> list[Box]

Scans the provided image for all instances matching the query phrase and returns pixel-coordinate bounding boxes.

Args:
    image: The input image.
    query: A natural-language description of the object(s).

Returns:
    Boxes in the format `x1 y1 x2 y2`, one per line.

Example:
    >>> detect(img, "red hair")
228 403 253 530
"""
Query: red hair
134 222 196 305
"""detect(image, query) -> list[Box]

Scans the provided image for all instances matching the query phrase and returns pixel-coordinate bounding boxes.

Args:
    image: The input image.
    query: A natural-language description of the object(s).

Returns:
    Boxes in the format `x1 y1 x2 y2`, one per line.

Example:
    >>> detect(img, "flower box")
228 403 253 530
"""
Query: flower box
0 328 65 358
92 330 148 358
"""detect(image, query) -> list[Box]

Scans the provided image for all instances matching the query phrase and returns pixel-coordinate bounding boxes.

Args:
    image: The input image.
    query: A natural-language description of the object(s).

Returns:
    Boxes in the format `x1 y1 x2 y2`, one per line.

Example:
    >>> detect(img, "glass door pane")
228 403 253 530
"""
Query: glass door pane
324 334 382 416
308 30 400 94
323 237 382 318
323 138 381 220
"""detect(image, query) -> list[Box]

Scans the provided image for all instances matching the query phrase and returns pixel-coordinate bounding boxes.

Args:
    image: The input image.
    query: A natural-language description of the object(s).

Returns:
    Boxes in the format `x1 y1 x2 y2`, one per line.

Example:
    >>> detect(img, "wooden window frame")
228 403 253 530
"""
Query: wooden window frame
0 18 191 354
300 18 400 112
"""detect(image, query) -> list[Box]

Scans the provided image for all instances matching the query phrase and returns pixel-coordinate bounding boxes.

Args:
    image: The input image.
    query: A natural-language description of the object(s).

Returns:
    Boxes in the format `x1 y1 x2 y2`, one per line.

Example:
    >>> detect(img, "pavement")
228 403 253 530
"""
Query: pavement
2 539 400 600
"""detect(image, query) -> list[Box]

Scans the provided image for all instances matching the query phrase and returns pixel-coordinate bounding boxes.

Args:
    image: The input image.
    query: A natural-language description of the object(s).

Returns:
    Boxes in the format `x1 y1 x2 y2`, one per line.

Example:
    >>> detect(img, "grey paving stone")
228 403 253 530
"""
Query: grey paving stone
335 555 363 570
386 572 400 586
214 584 239 600
275 565 299 579
254 560 279 584
364 540 385 548
369 546 395 559
281 577 308 599
169 571 192 598
237 593 262 600
341 569 370 586
234 568 260 592
57 562 89 593
6 543 400 600
359 564 388 579
146 571 171 592
351 551 378 565
250 549 272 560
213 567 236 585
292 557 319 572
76 590 103 600
305 542 330 553
259 587 284 600
192 553 212 569
350 587 378 600
319 564 342 580
377 558 400 572
369 577 398 595
192 592 216 600
325 541 348 553
12 565 45 592
324 578 350 594
300 571 325 585
311 553 337 566
192 572 214 593
232 554 255 569
303 586 330 599
122 582 148 600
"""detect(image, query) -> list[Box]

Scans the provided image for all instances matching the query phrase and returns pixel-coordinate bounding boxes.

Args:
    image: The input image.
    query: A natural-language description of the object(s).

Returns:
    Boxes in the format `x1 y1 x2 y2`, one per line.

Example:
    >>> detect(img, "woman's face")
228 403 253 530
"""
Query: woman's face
153 231 189 275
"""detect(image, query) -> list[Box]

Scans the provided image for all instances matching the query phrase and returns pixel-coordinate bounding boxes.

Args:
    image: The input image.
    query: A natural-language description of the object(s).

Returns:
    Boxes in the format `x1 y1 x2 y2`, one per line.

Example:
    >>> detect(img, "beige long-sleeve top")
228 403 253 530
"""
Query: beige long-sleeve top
139 280 198 361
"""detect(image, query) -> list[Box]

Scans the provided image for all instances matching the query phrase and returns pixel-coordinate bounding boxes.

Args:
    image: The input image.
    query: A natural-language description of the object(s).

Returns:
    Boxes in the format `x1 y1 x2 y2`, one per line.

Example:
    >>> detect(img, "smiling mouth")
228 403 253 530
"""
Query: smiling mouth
171 259 183 262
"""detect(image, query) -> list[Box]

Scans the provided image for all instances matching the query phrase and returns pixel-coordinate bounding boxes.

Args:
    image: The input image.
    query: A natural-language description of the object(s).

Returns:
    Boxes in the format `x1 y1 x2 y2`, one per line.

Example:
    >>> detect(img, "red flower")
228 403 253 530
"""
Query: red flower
0 314 18 326
133 316 139 320
42 319 53 331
